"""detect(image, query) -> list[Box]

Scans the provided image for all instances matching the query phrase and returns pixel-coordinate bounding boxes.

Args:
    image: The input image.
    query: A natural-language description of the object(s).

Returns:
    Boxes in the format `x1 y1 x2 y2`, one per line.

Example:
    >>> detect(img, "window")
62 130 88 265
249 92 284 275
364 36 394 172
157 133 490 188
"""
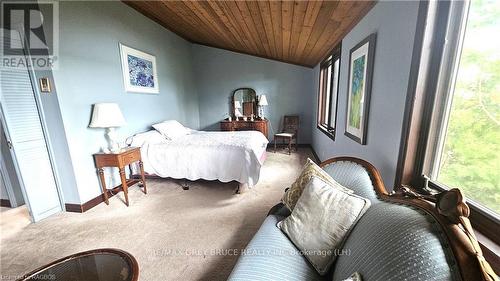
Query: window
397 0 499 246
428 0 499 218
317 44 341 139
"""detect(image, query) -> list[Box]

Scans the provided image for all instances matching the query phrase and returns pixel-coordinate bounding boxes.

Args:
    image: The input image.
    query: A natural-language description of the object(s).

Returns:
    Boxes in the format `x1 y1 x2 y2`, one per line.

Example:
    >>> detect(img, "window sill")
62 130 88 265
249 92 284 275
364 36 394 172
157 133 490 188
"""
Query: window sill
427 181 500 274
476 230 500 275
428 181 500 244
317 125 335 141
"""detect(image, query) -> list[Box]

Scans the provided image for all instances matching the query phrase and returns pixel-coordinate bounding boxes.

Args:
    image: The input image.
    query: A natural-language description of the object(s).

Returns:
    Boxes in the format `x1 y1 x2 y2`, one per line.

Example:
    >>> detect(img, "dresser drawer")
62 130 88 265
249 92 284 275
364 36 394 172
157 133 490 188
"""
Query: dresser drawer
95 155 119 167
220 122 233 131
120 150 141 165
234 123 254 130
219 120 268 139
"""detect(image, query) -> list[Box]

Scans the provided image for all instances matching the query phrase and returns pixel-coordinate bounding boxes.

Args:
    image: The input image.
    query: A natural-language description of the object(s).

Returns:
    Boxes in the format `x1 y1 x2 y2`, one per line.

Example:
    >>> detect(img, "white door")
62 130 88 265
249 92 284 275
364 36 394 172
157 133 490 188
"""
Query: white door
0 32 62 222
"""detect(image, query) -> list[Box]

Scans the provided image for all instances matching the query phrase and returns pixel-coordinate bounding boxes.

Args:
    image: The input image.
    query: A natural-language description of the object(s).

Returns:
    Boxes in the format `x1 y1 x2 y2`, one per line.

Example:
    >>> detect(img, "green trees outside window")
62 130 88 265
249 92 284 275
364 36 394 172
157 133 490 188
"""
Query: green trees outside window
437 0 499 214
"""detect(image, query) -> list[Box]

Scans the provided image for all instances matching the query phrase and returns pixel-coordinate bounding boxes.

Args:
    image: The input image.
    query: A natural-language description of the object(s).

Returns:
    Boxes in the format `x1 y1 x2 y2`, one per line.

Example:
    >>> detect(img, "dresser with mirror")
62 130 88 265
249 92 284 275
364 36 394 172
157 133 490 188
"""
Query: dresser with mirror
220 88 269 139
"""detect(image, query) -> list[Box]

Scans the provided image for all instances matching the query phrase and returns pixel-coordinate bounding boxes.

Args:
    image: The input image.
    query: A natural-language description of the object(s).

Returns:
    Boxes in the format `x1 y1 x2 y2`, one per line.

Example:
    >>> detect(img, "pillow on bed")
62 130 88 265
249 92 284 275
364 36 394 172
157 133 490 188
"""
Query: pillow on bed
126 130 166 147
153 120 191 140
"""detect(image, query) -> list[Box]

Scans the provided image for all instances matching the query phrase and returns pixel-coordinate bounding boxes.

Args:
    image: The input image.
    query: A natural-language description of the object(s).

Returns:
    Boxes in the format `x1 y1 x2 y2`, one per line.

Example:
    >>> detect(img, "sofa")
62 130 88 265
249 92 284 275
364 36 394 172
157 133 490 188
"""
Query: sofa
228 157 485 281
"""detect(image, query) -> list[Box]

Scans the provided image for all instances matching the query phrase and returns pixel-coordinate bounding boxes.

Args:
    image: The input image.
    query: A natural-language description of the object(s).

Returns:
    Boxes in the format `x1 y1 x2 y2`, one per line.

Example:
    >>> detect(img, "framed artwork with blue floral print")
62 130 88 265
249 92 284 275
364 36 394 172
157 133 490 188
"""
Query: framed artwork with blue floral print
119 43 159 94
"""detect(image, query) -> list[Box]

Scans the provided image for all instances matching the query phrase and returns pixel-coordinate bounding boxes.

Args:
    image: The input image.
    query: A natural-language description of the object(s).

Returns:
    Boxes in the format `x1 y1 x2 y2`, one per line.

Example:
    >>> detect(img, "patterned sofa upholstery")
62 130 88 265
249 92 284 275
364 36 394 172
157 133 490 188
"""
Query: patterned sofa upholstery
228 159 462 281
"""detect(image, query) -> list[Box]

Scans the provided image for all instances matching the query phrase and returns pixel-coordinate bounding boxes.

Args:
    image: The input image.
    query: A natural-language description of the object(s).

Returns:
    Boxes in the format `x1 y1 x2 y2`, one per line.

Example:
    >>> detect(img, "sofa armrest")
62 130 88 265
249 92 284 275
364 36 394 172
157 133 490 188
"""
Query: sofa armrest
268 203 291 217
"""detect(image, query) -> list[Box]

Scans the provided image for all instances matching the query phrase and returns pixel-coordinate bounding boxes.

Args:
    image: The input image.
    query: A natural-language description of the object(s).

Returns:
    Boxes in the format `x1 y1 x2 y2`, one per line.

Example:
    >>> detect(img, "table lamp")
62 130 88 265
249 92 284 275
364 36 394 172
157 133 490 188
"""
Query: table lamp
258 95 268 119
89 103 126 153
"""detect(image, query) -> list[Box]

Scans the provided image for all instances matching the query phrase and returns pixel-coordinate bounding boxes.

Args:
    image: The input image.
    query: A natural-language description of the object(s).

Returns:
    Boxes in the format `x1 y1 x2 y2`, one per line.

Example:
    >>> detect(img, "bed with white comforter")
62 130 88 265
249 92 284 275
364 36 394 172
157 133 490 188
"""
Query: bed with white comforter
128 123 269 187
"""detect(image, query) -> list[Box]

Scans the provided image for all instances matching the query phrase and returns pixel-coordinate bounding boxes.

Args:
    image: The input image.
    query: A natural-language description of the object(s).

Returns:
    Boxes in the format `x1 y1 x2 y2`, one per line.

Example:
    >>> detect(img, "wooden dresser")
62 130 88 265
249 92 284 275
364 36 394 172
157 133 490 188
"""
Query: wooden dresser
220 119 269 139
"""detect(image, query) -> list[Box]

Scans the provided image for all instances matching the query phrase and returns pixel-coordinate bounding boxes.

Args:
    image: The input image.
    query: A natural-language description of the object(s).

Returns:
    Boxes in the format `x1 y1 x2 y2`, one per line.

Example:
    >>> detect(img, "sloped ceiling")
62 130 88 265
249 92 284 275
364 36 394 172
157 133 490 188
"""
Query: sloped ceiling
124 1 376 67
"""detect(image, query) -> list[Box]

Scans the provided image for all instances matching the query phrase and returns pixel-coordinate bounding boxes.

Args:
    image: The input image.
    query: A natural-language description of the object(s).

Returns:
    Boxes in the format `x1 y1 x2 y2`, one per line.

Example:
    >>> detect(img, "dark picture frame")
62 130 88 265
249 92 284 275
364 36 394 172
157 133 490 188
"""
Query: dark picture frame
345 33 376 145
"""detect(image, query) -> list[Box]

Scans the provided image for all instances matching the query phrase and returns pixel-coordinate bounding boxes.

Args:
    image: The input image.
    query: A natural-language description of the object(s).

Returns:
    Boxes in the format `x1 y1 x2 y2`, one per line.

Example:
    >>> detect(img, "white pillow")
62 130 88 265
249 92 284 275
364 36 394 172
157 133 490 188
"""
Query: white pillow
126 130 166 147
278 176 371 275
152 120 191 140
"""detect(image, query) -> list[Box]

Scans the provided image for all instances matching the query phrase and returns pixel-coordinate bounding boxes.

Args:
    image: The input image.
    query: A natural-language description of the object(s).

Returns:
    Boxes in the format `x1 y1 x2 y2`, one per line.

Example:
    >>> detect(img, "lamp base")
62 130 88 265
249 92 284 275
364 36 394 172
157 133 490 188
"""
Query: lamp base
259 106 265 119
105 127 121 153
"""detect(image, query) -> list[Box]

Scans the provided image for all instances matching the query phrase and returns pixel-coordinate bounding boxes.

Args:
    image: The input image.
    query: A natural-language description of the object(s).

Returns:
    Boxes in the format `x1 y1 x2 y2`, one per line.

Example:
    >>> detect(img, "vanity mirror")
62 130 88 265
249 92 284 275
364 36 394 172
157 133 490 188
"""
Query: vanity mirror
232 88 257 119
222 87 268 138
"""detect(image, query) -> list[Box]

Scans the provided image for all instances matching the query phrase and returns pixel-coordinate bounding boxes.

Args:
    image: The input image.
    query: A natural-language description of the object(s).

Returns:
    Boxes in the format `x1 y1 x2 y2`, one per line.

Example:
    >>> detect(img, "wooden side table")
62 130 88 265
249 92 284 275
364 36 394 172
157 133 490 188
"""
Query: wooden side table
93 147 146 206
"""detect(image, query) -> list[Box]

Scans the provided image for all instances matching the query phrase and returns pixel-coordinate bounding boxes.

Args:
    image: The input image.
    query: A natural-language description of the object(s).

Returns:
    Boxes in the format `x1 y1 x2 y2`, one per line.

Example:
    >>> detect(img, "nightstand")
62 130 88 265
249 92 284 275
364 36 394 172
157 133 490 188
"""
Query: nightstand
93 147 147 206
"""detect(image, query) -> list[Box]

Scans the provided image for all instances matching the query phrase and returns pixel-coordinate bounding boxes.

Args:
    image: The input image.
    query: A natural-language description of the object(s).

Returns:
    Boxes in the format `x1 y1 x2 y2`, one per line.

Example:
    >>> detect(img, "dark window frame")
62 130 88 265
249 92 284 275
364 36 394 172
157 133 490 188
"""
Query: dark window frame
396 0 500 260
317 43 341 140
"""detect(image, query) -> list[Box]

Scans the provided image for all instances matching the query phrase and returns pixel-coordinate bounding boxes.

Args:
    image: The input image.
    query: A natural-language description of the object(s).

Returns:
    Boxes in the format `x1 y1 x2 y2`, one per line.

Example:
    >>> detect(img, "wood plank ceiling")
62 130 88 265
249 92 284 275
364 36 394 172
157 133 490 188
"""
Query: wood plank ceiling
124 1 376 67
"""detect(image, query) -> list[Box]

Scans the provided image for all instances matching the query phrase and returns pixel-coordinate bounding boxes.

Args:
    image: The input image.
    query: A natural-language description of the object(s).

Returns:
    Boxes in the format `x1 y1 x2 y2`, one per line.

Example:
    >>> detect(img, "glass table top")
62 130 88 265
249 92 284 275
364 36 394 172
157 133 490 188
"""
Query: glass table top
22 249 137 281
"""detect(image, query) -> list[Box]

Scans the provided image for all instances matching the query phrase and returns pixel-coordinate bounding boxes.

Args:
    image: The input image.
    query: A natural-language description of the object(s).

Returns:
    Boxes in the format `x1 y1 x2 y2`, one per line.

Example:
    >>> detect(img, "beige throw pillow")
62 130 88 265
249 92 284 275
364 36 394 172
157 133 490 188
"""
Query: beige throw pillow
282 158 353 210
278 177 371 275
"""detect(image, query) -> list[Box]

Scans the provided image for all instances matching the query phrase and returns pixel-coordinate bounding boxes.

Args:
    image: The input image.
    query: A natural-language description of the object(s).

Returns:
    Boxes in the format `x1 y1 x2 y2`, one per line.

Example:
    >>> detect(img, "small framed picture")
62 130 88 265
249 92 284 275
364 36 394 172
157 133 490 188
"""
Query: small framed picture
39 77 51 92
119 43 159 94
345 33 377 145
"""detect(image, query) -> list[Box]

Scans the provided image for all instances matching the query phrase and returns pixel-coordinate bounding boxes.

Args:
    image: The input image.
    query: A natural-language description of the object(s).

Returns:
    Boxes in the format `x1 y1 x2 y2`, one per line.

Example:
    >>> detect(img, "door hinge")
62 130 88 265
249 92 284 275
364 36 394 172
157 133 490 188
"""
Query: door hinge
7 140 12 149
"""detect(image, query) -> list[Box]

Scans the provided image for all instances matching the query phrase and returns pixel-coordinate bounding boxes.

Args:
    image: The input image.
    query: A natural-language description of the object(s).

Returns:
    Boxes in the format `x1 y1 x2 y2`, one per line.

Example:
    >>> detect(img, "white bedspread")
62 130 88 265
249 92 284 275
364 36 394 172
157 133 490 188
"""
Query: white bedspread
136 130 269 186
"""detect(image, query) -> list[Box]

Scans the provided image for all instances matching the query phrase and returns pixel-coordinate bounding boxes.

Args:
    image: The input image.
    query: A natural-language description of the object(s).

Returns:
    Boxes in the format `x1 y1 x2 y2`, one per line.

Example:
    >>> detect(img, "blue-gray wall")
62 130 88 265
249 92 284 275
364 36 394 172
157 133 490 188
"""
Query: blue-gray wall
311 1 420 189
193 45 314 143
53 1 199 203
47 0 418 204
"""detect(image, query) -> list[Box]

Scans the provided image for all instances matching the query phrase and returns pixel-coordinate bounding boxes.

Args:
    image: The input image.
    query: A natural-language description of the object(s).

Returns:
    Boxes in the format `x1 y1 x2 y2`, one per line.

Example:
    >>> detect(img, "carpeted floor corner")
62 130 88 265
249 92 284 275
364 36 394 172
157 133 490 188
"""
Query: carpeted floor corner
0 148 314 281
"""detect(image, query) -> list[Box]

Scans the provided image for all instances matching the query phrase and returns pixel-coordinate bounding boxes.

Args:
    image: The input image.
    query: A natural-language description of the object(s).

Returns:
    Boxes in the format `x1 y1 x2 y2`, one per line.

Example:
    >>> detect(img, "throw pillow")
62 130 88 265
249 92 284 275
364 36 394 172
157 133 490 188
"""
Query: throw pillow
278 176 371 275
281 158 353 210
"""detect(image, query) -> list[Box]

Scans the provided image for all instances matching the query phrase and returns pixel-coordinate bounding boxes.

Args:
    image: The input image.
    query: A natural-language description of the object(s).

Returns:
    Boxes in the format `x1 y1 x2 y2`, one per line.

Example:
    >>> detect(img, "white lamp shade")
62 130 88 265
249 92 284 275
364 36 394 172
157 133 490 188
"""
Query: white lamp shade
259 95 268 106
234 101 242 109
89 103 126 128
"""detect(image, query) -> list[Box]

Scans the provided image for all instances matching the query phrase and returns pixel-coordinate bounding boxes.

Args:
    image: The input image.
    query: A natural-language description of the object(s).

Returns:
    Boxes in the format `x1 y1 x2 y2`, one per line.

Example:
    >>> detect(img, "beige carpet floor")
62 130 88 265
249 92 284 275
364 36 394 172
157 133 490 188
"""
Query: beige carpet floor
0 148 313 281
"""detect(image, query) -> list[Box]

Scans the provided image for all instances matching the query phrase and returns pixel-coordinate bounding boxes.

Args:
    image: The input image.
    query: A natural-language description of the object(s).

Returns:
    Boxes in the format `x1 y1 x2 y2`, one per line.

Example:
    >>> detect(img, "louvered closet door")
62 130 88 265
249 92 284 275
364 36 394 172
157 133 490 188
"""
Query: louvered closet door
0 33 62 221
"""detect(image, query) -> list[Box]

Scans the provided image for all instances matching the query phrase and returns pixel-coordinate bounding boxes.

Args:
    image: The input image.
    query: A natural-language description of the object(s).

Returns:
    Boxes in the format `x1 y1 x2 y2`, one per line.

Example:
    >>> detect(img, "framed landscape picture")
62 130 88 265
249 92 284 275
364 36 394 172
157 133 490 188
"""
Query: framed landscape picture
345 33 376 144
119 43 159 94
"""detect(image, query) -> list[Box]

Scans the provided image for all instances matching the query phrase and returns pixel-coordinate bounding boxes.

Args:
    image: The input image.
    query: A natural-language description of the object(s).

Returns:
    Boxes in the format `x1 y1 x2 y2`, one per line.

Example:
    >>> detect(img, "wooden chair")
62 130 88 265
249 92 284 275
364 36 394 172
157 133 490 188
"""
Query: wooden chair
274 115 299 155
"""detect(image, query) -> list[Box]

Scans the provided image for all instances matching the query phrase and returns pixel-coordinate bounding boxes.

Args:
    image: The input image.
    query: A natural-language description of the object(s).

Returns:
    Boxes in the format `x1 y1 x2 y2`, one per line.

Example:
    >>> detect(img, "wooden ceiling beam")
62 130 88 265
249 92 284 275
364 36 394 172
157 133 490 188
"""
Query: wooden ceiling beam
295 1 323 61
207 1 252 54
161 1 215 45
236 1 267 56
289 1 307 62
269 1 283 59
281 0 294 61
299 1 338 65
246 1 273 57
222 1 261 55
258 1 278 59
183 1 238 49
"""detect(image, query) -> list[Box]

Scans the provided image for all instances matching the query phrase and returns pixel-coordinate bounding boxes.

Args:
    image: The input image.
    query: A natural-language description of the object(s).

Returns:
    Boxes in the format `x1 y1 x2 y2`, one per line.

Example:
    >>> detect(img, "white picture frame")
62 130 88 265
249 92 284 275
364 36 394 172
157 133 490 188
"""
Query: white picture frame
119 43 159 94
